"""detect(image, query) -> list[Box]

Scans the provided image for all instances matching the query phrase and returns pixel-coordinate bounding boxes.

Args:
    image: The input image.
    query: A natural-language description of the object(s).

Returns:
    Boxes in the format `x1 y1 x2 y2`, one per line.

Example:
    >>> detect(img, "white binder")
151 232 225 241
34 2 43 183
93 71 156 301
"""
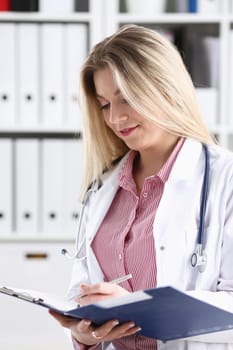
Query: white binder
39 0 74 12
41 140 64 235
15 139 39 235
64 24 88 130
17 24 39 128
0 24 16 127
203 36 219 88
41 24 64 127
196 88 217 129
0 140 13 234
198 0 220 13
63 138 84 237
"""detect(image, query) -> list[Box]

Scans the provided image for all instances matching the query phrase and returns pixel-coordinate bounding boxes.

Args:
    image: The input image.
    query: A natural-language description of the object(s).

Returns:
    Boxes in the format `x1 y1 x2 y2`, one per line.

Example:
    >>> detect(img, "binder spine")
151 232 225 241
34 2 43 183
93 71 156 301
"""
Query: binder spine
188 0 198 12
0 0 10 10
10 0 38 11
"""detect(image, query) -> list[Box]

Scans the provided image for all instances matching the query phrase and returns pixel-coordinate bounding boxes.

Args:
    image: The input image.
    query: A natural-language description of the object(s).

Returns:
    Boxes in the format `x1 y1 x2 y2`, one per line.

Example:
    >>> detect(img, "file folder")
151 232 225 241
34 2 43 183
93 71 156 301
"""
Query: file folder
64 24 88 130
0 0 10 11
39 0 74 12
18 24 39 127
0 24 16 127
196 88 217 129
41 140 64 234
63 139 84 236
198 0 220 13
15 139 39 235
11 0 38 11
0 139 13 234
1 285 233 341
41 24 64 127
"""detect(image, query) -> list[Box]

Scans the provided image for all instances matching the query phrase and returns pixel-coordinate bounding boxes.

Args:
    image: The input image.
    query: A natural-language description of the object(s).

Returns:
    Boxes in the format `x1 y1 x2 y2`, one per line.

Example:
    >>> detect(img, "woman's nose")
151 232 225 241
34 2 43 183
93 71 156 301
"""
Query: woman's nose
109 105 128 124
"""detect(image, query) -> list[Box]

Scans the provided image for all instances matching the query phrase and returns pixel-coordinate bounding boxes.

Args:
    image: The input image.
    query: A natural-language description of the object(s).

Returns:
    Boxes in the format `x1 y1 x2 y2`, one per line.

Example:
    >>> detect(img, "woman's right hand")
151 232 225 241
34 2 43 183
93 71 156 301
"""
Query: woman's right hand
49 310 141 346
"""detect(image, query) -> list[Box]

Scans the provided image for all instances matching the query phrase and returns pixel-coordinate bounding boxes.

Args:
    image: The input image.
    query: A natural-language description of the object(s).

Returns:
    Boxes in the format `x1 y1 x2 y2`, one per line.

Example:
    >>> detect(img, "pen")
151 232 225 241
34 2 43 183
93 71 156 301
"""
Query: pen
108 273 132 285
78 273 132 299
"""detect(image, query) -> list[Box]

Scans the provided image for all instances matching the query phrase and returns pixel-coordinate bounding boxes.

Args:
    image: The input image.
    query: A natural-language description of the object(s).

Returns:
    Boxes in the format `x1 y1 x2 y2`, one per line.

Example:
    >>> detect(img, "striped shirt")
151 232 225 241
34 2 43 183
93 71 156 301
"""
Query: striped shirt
90 137 185 350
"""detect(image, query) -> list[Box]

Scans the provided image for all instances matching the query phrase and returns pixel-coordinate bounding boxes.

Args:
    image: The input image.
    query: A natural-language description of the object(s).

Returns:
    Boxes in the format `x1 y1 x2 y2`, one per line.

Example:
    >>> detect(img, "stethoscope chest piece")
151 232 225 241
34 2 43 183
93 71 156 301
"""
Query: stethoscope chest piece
191 249 207 273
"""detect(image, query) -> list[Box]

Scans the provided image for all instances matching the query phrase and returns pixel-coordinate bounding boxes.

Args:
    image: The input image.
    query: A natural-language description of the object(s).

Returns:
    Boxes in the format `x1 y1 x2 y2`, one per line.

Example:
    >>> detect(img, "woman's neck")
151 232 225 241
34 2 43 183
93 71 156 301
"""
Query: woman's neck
133 136 180 193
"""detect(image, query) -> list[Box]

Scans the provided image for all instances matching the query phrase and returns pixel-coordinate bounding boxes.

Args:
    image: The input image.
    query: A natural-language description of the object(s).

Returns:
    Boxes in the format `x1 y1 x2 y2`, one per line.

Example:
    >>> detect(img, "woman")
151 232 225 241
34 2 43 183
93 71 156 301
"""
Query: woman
50 24 233 350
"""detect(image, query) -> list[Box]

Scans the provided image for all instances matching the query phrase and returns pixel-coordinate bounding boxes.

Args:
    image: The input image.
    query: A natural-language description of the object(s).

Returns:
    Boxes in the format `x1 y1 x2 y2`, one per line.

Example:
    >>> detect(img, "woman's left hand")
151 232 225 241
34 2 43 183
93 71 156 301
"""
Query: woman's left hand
49 282 141 344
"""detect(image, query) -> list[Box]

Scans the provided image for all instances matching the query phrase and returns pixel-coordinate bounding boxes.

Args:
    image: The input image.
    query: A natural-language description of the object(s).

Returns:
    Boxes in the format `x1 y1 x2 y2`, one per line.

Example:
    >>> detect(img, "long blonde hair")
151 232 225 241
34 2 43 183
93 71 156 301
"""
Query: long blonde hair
79 24 215 197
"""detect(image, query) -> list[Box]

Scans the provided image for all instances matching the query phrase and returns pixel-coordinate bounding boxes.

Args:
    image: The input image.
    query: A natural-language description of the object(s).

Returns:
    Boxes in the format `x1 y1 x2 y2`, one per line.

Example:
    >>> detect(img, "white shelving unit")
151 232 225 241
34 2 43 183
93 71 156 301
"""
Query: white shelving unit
0 0 105 243
0 2 104 349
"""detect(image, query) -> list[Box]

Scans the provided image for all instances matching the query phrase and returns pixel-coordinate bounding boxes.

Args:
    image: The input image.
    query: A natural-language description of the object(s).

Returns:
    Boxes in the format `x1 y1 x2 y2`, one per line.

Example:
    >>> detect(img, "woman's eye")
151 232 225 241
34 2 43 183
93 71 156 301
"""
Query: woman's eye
121 97 128 104
100 103 110 110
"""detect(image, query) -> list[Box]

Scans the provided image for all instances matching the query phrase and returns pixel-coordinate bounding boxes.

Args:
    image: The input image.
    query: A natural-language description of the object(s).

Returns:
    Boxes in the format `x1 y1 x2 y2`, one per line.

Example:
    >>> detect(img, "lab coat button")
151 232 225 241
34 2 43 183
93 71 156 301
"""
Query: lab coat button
160 246 165 251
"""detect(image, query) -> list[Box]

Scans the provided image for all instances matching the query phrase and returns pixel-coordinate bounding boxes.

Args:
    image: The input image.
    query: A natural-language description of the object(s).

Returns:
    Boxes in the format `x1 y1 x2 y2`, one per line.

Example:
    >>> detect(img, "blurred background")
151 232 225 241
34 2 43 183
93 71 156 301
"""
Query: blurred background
0 0 232 348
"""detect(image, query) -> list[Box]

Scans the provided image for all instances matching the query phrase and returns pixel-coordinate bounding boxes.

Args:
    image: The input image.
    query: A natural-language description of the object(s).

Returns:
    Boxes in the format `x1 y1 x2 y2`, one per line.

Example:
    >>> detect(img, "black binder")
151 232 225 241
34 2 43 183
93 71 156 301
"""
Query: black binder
10 0 38 11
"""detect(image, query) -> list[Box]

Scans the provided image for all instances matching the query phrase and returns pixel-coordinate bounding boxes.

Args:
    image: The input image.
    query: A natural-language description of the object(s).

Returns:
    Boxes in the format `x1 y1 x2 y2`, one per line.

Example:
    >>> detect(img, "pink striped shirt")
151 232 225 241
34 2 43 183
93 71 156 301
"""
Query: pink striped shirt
88 137 184 350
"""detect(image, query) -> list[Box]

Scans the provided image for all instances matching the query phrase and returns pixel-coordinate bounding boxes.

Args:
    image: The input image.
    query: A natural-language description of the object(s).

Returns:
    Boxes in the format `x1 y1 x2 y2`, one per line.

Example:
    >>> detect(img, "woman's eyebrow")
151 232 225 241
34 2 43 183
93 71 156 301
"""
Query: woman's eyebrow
96 89 120 99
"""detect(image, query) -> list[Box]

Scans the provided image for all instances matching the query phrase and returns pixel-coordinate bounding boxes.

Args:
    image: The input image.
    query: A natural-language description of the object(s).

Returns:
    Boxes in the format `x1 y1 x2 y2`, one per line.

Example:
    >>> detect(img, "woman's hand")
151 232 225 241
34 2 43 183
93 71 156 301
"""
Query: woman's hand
49 310 140 346
49 281 141 345
77 281 130 305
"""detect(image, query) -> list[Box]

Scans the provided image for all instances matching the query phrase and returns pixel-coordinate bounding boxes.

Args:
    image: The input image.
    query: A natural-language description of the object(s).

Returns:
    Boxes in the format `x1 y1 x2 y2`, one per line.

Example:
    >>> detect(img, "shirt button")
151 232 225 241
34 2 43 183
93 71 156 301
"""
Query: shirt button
143 192 148 198
119 253 122 260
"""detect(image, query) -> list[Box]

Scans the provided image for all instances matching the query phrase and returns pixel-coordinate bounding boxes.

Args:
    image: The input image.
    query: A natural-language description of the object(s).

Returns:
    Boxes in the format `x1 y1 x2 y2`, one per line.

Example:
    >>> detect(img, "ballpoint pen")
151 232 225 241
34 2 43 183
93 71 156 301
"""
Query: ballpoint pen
78 273 132 299
108 273 132 285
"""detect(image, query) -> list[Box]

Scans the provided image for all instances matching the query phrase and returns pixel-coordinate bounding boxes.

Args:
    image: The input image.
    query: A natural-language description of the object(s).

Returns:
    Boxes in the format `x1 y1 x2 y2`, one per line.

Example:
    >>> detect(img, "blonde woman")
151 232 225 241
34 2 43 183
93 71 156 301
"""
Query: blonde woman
50 25 233 350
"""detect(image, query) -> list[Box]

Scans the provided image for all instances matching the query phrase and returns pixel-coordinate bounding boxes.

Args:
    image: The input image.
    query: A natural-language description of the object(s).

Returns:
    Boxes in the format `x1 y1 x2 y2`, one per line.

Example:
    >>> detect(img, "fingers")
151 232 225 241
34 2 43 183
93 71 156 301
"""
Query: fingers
90 320 141 341
91 319 119 339
49 309 142 345
76 319 92 333
49 310 77 328
77 282 129 306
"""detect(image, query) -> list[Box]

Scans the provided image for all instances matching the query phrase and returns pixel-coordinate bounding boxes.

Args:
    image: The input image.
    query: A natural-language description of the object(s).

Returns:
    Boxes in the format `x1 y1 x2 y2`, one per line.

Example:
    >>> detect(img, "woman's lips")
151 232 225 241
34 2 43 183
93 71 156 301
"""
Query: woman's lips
119 126 138 136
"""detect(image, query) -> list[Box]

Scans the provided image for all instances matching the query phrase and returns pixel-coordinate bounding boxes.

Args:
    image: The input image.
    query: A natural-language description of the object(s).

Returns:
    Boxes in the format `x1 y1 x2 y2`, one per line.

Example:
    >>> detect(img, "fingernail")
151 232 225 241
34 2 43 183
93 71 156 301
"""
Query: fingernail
84 320 91 326
112 320 119 326
92 331 102 339
128 322 135 328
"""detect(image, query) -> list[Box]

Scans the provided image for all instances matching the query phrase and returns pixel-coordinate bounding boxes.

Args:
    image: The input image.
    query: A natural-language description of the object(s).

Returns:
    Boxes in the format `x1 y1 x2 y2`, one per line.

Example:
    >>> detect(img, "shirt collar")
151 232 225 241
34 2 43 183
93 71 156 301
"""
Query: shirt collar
119 137 185 189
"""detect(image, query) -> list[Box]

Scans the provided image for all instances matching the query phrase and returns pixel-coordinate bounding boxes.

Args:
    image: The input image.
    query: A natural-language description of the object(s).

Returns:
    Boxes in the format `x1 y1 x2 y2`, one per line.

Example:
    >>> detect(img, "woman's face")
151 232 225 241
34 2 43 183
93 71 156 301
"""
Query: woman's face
94 67 177 154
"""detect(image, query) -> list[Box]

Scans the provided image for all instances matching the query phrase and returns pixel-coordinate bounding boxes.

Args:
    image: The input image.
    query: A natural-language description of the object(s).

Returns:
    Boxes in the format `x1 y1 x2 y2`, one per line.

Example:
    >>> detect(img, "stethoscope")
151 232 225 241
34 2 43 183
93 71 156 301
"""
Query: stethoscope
190 143 210 272
61 179 102 261
62 144 210 273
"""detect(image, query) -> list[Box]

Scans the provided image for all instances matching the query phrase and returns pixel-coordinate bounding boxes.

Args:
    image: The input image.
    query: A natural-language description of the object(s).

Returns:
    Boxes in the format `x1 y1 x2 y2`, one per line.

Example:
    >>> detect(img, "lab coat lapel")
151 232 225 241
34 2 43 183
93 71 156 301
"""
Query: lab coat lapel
85 157 127 244
154 139 204 287
85 157 127 284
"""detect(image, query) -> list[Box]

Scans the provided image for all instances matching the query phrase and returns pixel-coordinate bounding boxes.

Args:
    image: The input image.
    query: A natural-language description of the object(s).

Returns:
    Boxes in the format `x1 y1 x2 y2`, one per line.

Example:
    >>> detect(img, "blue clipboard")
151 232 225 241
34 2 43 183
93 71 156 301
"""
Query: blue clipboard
1 285 233 341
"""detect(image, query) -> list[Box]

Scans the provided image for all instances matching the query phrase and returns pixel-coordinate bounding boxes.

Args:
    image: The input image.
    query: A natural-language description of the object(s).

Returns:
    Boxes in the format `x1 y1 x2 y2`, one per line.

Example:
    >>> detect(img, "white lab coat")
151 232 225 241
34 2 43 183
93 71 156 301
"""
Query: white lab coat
67 138 233 350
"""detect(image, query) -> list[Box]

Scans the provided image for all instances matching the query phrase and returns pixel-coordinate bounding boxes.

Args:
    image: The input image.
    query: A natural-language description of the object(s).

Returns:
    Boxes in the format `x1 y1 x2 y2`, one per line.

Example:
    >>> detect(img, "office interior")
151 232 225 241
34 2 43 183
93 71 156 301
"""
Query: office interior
0 0 232 348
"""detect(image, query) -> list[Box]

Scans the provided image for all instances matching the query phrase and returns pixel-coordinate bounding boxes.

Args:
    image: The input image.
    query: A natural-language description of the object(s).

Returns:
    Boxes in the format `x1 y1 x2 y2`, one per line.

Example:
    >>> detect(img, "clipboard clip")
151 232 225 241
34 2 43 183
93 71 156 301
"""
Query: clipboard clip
0 286 44 304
